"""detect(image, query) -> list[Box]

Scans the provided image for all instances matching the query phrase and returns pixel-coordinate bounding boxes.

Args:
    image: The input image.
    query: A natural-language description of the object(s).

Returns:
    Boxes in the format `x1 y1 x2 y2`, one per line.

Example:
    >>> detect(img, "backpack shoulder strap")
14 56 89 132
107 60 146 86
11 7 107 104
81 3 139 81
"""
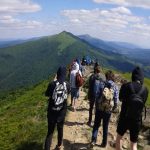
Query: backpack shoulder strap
130 83 135 94
138 86 145 96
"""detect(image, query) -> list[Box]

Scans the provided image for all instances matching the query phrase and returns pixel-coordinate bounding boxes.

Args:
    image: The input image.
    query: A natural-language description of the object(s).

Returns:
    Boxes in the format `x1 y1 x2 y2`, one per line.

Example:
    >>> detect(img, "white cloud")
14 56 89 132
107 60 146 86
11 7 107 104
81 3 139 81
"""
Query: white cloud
61 7 141 30
93 0 150 9
111 7 131 15
0 0 42 31
0 0 41 14
60 7 150 48
0 16 42 29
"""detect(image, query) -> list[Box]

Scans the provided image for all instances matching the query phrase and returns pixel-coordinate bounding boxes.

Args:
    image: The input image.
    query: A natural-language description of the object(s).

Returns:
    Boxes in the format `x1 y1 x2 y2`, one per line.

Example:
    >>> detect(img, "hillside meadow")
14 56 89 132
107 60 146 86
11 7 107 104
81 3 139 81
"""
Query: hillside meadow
0 79 52 150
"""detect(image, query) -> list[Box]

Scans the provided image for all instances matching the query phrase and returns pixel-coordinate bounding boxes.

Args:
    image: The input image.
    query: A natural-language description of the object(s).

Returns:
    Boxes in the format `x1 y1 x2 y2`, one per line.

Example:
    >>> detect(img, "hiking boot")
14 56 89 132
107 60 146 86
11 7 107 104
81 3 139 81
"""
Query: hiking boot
55 145 61 150
100 142 106 148
90 141 96 148
87 121 92 127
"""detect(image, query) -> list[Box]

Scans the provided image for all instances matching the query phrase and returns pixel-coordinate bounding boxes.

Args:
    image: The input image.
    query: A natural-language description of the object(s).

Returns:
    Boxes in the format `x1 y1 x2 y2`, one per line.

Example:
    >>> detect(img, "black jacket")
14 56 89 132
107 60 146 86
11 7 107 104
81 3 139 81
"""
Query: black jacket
119 81 148 119
45 80 70 122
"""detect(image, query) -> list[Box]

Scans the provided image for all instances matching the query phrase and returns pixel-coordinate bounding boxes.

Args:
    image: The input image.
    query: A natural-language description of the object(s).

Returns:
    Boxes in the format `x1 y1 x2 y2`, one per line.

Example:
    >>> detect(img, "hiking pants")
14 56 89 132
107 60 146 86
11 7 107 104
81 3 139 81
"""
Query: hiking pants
88 99 96 123
92 109 111 145
44 120 64 150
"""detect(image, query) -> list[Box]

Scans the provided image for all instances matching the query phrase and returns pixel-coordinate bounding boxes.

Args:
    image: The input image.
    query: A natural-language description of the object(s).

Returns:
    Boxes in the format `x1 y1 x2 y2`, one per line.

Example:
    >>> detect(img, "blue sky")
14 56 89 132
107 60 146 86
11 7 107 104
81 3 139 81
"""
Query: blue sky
0 0 150 48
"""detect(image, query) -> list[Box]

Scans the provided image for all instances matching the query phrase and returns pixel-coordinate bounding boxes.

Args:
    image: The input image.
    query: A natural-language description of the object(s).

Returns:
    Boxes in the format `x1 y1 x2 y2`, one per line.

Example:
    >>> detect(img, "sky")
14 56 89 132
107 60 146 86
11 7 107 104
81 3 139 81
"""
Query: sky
0 0 150 48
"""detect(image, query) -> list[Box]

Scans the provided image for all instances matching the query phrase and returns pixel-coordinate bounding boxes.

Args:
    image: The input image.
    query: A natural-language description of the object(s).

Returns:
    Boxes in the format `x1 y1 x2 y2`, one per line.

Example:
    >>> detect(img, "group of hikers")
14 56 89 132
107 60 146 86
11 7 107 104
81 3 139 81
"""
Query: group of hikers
44 58 149 150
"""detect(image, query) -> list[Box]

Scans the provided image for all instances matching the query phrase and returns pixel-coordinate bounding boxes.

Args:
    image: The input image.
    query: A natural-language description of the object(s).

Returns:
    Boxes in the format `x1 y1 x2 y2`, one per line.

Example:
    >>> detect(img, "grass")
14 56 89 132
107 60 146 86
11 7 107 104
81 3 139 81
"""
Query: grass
0 79 50 150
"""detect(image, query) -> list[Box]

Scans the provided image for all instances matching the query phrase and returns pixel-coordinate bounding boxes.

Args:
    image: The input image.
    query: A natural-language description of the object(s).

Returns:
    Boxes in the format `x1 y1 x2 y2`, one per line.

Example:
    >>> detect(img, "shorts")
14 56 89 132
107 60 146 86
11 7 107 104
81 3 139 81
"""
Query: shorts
117 117 141 143
71 88 79 100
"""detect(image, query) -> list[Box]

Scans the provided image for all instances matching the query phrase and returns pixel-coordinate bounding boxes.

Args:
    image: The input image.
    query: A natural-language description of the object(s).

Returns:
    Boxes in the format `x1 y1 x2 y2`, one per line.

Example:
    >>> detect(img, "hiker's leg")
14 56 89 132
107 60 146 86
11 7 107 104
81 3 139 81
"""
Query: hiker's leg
73 88 79 110
57 121 64 147
130 142 137 150
73 98 76 111
102 112 111 146
88 99 94 123
71 88 74 106
44 121 56 150
116 134 123 150
130 121 140 150
92 110 101 143
116 117 128 150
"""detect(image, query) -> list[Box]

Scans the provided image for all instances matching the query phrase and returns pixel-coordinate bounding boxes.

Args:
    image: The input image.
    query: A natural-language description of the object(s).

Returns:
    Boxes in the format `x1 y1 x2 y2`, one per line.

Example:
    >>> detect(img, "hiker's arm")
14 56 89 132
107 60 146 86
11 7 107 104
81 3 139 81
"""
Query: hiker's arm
144 87 149 103
45 82 55 97
88 76 93 99
66 82 71 94
119 83 126 102
113 85 119 108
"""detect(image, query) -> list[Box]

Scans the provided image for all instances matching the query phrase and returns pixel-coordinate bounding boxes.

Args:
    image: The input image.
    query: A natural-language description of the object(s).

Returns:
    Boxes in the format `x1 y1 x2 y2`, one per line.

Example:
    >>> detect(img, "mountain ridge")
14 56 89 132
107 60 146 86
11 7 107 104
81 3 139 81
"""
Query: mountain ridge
0 31 143 92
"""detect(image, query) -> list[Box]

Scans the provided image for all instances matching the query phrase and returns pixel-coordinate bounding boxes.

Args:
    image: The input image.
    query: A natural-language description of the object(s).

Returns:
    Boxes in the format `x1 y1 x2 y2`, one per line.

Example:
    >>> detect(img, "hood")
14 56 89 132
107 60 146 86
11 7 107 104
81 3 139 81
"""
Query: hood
57 66 67 83
132 66 144 84
94 74 102 80
72 62 79 71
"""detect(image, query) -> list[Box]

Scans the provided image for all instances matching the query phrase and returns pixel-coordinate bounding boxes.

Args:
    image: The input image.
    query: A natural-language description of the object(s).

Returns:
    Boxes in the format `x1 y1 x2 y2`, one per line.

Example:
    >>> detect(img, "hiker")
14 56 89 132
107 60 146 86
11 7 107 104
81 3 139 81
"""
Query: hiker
87 67 104 126
116 67 148 150
70 62 82 111
91 70 119 148
44 66 70 150
94 61 99 72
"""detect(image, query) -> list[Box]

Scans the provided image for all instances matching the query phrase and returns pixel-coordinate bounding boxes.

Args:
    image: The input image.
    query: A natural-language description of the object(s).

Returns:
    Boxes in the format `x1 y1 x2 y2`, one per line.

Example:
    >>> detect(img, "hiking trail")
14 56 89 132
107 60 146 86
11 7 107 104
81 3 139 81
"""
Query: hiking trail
51 66 150 150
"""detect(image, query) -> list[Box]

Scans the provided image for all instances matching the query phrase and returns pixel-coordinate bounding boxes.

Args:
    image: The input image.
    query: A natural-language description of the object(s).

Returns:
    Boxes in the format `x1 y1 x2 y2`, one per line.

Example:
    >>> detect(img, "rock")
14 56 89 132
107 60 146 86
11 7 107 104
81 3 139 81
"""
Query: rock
110 141 116 148
80 147 87 150
138 135 144 140
122 141 129 149
143 145 150 150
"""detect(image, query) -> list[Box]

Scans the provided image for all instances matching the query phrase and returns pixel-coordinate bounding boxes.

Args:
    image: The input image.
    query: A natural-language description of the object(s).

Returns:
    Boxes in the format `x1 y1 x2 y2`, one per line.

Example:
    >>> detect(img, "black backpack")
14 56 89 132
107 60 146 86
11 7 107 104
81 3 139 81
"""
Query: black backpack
126 84 146 120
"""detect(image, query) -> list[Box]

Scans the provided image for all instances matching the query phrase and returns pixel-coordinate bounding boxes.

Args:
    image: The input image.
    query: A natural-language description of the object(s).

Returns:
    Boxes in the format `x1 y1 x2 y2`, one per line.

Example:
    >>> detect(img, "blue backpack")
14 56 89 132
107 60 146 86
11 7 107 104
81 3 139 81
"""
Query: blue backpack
93 78 104 99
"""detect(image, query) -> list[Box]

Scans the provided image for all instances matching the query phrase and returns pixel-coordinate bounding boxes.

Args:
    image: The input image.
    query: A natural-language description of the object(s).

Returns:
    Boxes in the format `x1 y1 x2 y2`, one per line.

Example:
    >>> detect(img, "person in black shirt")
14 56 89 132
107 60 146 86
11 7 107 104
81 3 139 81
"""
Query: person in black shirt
44 66 70 150
116 67 149 150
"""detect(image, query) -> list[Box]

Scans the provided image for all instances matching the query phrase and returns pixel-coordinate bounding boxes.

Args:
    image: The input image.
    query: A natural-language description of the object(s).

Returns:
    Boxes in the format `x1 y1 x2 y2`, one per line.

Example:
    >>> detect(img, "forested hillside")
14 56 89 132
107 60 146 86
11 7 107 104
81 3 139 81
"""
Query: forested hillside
0 31 138 92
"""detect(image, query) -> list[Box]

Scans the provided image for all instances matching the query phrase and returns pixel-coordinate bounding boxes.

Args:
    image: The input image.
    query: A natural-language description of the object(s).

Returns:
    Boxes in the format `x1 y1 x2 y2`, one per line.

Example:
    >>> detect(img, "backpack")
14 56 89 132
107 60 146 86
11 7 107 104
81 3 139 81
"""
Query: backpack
126 84 146 120
76 71 84 87
93 78 104 99
52 81 68 111
98 83 114 112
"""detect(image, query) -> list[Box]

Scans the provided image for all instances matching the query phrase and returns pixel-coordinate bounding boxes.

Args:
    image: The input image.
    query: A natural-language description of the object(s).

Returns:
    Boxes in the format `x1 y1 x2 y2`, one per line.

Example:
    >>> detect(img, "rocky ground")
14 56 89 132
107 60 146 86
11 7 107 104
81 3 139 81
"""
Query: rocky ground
51 66 150 150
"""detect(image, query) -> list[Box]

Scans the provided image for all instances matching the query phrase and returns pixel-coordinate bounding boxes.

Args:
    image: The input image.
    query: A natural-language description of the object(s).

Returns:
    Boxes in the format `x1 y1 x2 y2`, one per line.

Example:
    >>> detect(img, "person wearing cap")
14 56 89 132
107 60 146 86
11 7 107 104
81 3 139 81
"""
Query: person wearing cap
44 66 70 150
116 66 149 150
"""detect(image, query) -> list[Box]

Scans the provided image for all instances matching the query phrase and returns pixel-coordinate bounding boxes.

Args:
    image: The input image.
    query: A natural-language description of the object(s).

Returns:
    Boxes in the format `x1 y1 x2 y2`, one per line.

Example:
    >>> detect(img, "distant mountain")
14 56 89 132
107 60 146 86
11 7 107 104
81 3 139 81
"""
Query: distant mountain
0 31 141 92
79 34 150 66
79 34 118 53
0 37 40 48
107 41 140 50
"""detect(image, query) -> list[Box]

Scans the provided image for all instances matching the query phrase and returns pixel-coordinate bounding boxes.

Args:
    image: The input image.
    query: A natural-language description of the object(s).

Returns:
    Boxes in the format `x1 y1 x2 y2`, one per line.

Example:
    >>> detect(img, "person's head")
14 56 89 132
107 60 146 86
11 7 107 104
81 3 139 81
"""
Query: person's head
72 62 79 71
95 62 99 67
94 66 100 74
105 70 115 81
132 66 144 84
76 58 80 65
57 66 67 83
